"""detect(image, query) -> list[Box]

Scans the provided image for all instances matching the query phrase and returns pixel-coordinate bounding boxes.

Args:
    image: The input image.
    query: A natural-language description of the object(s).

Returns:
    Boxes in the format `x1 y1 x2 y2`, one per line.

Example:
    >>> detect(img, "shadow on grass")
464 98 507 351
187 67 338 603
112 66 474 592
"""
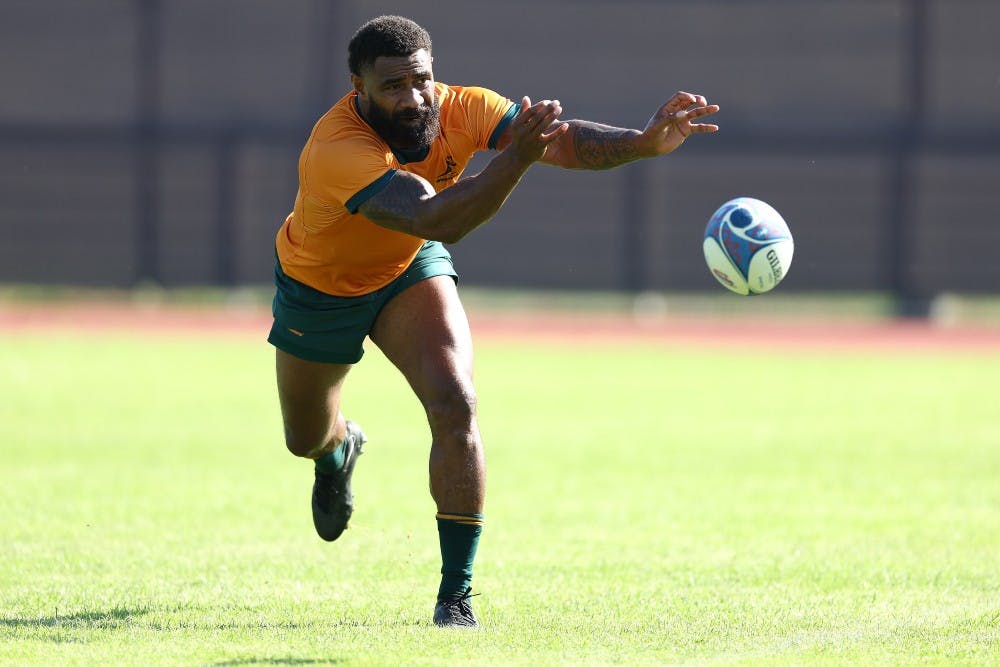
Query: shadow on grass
0 605 151 631
2 604 421 639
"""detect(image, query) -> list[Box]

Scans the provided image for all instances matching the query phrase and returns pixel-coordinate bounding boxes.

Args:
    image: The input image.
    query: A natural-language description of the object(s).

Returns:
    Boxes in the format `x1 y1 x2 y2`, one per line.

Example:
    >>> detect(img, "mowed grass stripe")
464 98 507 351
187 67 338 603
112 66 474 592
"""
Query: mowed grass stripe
1 332 997 666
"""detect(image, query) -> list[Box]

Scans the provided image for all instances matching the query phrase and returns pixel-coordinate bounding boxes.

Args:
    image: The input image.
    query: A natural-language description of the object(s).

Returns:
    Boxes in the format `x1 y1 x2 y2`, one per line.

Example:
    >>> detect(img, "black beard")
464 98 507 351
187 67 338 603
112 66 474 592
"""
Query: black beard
365 98 441 151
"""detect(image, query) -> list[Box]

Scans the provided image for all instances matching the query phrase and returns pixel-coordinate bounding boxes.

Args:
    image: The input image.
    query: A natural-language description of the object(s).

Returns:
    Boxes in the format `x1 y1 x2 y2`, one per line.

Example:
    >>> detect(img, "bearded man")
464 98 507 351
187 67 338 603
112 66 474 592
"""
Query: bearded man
268 15 720 628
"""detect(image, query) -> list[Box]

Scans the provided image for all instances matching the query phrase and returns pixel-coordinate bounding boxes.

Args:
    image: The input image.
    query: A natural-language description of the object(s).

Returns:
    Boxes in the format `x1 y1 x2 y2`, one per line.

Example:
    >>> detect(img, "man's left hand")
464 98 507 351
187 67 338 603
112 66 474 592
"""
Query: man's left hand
637 91 720 157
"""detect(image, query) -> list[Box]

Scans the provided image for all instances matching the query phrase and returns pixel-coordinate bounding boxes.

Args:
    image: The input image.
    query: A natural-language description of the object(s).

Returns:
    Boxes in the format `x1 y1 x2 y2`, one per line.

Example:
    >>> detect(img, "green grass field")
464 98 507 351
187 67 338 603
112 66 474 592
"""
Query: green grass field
1 326 997 665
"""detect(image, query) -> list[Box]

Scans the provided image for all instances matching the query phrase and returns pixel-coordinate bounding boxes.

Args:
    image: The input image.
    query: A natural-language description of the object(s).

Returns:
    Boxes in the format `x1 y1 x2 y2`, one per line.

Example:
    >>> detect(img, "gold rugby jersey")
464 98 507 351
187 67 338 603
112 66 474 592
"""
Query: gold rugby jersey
276 82 517 297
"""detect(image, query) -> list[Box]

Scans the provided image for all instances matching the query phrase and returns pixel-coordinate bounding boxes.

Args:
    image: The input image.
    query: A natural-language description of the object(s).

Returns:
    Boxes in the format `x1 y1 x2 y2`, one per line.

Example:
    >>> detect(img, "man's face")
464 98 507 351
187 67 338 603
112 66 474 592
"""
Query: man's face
353 49 439 150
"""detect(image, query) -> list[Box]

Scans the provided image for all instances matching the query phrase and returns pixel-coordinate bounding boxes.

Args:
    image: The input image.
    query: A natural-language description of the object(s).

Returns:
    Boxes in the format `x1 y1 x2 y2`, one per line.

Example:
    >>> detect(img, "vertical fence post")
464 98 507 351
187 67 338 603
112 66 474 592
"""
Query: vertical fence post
215 135 237 286
134 0 161 286
622 160 650 292
886 0 929 316
306 0 344 117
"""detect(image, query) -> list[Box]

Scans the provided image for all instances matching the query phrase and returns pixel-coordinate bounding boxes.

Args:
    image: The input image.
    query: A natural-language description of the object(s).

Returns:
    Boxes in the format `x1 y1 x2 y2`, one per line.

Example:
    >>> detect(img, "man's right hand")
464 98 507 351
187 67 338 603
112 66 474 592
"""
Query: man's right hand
359 97 569 244
505 96 569 166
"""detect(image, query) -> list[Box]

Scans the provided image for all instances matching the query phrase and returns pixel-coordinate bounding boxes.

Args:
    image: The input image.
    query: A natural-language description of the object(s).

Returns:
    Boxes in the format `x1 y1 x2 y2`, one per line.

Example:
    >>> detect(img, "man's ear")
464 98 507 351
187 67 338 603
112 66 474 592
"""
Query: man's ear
351 73 366 99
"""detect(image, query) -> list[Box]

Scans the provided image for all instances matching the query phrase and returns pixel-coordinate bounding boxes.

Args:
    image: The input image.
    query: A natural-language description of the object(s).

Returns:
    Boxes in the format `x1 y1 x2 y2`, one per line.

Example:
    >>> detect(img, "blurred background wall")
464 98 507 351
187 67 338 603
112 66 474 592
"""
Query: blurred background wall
1 0 998 308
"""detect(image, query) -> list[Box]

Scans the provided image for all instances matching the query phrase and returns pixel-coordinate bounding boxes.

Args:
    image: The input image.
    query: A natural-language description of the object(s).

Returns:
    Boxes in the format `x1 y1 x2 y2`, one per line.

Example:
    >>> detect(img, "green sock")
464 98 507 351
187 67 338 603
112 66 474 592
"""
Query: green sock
436 512 484 600
314 441 346 473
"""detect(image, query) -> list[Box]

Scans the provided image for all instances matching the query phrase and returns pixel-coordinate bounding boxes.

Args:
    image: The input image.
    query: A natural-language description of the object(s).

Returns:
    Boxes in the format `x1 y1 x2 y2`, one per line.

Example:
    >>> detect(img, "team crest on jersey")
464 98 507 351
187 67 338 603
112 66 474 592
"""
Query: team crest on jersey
436 156 458 182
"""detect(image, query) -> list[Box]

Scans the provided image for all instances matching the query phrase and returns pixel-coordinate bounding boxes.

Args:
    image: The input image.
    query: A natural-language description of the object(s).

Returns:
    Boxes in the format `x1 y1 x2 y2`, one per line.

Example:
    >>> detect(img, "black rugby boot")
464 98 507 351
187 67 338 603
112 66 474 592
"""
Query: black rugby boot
311 420 366 541
433 588 479 628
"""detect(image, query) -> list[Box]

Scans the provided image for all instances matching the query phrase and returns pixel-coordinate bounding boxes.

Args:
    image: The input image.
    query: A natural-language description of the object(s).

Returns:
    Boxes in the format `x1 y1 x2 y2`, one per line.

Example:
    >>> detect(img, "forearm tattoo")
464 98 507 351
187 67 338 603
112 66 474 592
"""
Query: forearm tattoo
570 121 642 170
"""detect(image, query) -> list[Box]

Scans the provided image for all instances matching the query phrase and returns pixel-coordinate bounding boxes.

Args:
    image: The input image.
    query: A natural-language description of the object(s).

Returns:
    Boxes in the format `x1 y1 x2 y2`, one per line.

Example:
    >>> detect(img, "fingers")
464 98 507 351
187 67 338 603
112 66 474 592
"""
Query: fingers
681 104 720 120
680 104 720 133
651 96 719 133
531 100 563 134
540 122 570 143
515 98 564 136
688 122 720 134
662 91 711 115
508 98 567 163
663 91 698 114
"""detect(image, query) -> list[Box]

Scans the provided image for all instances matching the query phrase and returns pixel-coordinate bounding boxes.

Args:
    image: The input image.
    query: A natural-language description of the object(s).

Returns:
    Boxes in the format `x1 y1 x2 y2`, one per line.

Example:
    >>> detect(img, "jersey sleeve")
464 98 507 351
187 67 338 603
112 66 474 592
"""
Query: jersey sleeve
459 87 519 151
304 135 398 213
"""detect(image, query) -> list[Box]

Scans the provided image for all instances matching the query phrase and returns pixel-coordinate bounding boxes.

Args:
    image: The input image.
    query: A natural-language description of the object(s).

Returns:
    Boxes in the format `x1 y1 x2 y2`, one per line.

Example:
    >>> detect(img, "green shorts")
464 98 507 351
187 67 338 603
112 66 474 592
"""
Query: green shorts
268 240 458 364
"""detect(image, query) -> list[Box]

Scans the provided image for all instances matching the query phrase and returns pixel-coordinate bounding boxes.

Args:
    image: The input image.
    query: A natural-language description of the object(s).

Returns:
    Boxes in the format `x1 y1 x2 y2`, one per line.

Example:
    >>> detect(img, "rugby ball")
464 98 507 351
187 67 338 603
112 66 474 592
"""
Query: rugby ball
703 197 794 295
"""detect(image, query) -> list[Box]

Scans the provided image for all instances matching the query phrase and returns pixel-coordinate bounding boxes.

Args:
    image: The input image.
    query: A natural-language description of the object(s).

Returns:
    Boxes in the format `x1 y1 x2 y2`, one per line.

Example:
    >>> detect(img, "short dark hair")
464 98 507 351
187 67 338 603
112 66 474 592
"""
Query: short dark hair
348 16 432 76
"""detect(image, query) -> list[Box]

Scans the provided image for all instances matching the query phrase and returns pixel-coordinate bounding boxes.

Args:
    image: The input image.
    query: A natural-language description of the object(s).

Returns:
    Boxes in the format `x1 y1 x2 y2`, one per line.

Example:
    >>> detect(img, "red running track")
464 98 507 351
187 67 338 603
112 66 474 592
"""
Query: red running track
2 300 998 353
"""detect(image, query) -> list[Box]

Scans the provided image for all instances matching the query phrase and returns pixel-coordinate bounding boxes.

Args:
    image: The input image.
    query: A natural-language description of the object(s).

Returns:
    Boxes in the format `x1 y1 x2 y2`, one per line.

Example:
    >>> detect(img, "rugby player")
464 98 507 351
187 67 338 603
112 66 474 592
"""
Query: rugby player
268 15 719 627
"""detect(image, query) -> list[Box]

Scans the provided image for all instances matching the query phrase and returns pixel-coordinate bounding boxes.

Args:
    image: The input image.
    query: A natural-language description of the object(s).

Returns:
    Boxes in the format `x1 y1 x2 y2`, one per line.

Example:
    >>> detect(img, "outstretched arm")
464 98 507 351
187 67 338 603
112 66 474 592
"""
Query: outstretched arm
358 97 569 243
498 91 720 170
